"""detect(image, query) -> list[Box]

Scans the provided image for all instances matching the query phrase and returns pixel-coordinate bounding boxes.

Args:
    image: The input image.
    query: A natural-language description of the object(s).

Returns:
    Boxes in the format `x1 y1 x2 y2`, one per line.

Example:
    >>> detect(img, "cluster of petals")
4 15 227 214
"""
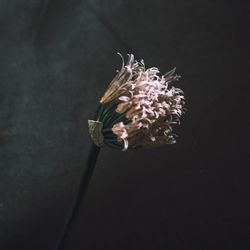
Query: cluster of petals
100 54 185 150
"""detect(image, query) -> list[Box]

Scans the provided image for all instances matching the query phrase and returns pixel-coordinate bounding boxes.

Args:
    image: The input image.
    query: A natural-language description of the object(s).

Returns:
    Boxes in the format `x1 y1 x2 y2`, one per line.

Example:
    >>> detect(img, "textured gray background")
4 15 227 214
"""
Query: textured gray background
0 0 249 249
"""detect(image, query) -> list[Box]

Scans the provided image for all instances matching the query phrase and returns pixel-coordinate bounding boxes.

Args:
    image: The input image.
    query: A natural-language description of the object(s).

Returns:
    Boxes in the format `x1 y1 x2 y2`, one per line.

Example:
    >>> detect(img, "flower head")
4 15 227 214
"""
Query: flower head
88 53 185 150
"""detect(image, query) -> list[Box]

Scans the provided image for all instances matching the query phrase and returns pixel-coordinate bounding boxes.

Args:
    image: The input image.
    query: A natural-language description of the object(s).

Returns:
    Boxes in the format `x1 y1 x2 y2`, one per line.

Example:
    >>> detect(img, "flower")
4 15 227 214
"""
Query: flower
88 53 185 150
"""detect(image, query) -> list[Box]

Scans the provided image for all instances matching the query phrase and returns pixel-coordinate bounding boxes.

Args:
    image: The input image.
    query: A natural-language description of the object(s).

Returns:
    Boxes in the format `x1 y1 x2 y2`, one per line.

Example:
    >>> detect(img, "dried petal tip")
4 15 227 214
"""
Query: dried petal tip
97 53 185 150
100 54 144 104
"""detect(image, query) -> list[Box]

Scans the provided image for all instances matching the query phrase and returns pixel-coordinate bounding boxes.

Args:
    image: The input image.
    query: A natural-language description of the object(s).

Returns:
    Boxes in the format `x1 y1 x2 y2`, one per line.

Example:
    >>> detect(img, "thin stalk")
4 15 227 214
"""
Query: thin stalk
55 143 100 250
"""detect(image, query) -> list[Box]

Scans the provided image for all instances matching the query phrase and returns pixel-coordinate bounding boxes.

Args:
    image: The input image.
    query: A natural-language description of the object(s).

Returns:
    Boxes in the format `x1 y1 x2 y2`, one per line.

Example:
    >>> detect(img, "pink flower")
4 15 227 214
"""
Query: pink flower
96 54 185 151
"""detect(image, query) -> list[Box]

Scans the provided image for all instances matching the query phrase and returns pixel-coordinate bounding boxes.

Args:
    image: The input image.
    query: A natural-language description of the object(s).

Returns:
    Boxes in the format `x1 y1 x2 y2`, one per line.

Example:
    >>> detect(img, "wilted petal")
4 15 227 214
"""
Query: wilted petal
116 102 130 113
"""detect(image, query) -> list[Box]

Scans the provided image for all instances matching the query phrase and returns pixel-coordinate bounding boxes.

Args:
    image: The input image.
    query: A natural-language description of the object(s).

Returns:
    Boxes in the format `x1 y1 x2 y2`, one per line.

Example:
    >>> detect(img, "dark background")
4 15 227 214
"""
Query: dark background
0 0 250 249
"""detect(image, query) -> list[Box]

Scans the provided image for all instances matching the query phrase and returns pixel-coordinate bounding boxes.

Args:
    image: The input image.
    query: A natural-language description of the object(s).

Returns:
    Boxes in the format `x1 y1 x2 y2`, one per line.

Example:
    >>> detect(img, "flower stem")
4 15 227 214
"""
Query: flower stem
55 143 100 250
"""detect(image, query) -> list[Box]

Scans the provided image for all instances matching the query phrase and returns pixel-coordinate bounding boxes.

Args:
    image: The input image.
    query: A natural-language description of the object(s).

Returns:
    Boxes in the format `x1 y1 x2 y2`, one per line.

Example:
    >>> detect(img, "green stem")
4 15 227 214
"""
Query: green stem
99 102 117 121
55 144 100 250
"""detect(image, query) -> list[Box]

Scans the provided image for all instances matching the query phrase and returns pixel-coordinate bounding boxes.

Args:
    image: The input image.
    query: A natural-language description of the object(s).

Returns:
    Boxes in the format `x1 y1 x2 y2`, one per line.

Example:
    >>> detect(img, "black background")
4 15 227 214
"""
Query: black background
0 0 250 249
